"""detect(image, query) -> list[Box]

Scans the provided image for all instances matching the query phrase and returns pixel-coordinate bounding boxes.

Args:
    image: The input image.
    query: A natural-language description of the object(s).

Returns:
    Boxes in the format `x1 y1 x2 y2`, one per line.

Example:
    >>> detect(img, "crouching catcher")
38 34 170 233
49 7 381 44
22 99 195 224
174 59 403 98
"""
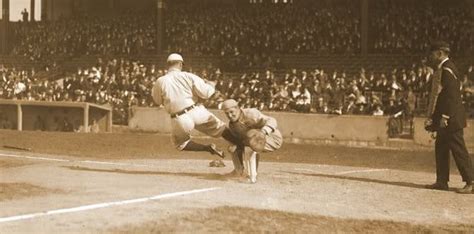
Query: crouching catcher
221 99 283 183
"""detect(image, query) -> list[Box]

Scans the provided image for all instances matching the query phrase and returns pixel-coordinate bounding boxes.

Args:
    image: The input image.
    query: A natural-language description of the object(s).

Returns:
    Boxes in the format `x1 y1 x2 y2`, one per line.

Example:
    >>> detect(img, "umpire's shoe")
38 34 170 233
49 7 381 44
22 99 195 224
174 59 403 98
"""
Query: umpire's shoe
425 182 449 191
209 144 225 159
456 184 473 194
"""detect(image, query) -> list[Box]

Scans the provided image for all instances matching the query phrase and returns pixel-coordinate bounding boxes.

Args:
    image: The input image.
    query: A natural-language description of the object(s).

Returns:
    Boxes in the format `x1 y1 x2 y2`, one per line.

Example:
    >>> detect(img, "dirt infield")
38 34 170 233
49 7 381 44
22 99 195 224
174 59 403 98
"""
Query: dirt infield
0 159 30 169
1 130 473 233
112 206 472 233
0 183 58 202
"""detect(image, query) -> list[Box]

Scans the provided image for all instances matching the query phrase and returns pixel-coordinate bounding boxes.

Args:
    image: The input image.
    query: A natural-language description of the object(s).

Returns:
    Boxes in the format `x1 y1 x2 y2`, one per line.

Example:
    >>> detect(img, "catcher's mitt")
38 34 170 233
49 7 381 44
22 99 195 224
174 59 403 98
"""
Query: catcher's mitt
245 129 266 152
424 119 436 132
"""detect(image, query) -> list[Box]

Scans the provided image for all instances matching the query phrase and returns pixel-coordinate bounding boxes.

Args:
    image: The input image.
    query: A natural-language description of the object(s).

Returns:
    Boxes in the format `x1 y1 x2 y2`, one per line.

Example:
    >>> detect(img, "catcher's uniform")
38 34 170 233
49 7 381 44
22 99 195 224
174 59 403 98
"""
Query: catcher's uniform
152 68 226 149
229 108 282 152
227 108 282 183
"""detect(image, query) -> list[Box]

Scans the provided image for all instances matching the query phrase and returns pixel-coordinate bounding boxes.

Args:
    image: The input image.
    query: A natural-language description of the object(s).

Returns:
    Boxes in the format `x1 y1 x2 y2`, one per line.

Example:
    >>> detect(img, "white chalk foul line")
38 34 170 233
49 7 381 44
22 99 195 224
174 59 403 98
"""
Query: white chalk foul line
0 153 69 162
335 168 389 175
0 187 220 223
0 152 154 168
294 168 389 175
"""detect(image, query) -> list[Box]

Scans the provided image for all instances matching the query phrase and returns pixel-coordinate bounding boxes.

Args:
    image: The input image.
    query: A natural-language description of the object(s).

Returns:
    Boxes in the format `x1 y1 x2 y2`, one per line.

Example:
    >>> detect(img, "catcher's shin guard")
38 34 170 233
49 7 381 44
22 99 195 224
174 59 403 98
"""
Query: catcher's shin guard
231 147 244 175
243 147 258 183
249 151 257 183
244 155 250 178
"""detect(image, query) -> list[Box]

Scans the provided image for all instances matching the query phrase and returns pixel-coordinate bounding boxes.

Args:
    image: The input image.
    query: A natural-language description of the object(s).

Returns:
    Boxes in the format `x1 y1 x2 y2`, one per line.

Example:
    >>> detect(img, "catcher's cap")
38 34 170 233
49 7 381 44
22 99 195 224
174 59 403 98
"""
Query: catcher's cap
222 99 239 111
167 53 184 62
429 40 450 53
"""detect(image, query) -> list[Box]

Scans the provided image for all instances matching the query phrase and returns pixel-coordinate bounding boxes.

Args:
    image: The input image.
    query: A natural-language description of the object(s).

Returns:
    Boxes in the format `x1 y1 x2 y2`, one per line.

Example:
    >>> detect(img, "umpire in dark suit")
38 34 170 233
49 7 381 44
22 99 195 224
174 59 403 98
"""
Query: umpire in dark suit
424 41 474 194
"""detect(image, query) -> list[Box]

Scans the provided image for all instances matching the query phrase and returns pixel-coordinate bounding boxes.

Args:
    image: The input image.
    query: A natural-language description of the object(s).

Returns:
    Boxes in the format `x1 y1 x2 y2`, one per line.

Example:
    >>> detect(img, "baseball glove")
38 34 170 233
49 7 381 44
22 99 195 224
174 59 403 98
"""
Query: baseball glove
245 129 266 152
424 119 436 132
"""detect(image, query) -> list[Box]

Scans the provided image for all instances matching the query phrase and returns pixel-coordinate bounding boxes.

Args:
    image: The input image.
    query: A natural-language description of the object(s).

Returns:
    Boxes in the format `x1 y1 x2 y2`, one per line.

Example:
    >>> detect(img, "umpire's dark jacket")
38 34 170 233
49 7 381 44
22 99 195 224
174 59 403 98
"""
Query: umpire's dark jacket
432 59 467 131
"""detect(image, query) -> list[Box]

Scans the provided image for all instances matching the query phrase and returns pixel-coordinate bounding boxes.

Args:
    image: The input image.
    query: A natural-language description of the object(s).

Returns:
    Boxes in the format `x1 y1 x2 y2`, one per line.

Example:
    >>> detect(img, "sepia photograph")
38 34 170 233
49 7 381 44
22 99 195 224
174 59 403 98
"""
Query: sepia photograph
0 0 473 233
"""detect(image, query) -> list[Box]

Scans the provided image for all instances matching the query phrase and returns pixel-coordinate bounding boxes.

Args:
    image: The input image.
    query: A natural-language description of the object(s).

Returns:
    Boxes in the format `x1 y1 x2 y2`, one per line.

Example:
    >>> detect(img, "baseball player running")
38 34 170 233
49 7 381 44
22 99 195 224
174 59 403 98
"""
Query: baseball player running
151 53 236 158
221 99 283 183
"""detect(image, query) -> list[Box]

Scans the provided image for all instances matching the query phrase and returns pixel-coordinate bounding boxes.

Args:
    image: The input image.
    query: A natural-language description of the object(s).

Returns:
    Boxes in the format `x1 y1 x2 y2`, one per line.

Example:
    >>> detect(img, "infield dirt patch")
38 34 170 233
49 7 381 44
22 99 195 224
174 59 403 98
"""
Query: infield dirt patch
0 159 30 168
0 183 59 201
111 206 474 233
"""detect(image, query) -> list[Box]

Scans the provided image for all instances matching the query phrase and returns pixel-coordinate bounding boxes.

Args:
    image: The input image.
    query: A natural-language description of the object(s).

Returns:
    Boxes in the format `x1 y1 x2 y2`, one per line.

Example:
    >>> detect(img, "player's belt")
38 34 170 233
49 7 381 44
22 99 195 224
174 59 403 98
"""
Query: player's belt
170 104 197 118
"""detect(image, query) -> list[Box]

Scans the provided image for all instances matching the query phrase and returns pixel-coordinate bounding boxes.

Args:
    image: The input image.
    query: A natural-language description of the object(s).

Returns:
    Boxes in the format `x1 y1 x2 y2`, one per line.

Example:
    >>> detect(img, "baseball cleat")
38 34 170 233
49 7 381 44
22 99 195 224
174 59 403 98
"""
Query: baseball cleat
249 177 257 184
237 177 256 184
425 183 449 191
209 143 225 159
455 184 473 194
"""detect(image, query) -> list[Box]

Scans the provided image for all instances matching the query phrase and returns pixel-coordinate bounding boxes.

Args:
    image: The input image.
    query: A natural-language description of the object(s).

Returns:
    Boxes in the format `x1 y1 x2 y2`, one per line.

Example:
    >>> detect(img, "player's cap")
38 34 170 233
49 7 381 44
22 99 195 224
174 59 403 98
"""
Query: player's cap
429 40 450 53
221 99 239 111
167 53 184 62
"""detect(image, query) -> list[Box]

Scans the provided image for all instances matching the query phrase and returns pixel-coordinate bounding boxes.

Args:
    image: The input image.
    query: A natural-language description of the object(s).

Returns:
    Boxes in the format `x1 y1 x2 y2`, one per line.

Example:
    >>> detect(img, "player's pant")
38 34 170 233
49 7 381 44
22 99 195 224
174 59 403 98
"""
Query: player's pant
435 129 474 183
170 105 226 150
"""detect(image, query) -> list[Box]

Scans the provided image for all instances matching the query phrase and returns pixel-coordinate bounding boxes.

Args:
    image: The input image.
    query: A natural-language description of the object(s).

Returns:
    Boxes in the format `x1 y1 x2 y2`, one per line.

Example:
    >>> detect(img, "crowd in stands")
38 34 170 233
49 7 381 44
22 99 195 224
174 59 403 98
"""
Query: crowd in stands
10 0 473 63
371 0 474 55
166 0 360 56
10 0 361 62
2 60 473 130
206 65 473 118
11 14 156 61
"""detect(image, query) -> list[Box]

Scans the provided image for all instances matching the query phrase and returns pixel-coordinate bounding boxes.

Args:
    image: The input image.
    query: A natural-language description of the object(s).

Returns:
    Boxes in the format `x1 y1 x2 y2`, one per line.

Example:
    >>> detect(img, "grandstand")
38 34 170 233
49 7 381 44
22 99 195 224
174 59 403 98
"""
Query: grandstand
0 0 473 138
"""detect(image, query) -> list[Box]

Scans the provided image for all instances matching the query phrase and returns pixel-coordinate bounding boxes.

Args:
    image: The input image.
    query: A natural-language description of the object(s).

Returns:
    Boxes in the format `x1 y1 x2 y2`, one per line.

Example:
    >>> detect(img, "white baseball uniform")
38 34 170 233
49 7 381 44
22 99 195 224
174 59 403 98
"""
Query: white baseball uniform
228 108 283 183
152 68 226 150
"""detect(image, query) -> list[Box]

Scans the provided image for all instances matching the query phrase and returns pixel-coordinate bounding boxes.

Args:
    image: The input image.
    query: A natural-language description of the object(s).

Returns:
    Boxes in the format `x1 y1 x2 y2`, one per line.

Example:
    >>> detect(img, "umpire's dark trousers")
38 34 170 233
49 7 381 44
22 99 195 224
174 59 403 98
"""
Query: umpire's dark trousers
435 128 474 183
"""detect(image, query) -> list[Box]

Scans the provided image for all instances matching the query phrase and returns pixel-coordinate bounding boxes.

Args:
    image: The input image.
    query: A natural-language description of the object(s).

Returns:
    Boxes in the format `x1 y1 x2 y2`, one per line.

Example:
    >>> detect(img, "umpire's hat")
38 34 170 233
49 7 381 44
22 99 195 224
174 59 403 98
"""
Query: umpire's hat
429 40 450 53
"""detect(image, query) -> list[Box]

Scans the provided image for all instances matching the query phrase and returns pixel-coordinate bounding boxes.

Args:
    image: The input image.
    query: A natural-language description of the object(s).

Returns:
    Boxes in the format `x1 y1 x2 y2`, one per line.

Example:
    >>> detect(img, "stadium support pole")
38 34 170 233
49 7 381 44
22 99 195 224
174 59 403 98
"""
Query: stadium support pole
84 104 90 133
30 0 35 21
361 0 369 56
1 0 9 54
156 0 165 53
107 110 112 132
17 104 23 131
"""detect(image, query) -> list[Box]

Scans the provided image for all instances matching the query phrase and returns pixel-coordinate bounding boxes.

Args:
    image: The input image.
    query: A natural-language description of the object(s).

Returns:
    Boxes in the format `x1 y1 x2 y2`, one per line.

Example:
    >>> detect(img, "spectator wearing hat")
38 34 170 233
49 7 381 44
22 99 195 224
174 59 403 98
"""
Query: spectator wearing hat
386 98 403 137
354 103 368 115
372 104 384 116
294 86 311 113
343 94 357 115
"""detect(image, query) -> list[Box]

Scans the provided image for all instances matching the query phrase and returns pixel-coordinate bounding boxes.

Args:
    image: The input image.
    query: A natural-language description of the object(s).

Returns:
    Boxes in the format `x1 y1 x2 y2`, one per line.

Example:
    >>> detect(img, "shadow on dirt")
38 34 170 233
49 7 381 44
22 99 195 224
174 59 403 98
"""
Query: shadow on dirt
285 171 432 190
63 166 231 181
